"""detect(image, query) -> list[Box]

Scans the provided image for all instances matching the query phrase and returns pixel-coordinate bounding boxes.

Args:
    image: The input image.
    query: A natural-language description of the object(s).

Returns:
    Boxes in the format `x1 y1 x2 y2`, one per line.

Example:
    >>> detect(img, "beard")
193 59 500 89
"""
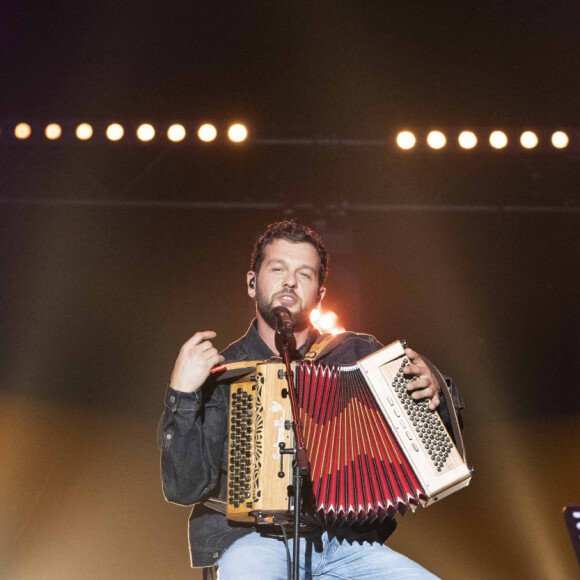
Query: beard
256 287 312 333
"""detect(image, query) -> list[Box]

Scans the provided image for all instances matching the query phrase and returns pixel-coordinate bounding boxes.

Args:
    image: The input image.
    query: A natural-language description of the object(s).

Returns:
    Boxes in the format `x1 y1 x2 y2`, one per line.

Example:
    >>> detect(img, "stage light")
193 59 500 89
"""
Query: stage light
198 124 217 142
310 309 344 335
228 123 248 143
551 131 569 149
15 123 31 139
75 123 93 140
458 131 477 149
106 124 124 141
396 131 416 150
318 313 337 331
489 131 508 149
427 131 446 149
45 124 62 140
137 124 155 142
167 124 186 142
520 131 538 149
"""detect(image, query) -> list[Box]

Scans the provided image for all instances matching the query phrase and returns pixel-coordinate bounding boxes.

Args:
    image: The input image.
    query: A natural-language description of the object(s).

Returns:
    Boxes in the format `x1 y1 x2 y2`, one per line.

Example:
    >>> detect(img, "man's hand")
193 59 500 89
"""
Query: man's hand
402 348 441 411
170 331 225 393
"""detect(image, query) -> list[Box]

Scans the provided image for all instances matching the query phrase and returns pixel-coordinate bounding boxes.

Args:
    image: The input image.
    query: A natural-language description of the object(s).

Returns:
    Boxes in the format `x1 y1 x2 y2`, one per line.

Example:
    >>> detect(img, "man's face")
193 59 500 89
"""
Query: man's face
249 239 325 332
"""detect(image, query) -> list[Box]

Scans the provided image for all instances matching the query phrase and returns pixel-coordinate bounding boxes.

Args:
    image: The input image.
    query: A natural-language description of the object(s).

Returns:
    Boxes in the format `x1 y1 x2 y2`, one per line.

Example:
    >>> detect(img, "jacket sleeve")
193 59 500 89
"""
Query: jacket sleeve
159 381 229 505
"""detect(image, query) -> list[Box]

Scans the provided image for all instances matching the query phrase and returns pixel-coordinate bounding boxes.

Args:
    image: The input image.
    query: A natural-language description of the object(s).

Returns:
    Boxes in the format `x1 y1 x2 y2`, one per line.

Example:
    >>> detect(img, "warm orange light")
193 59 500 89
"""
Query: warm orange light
198 124 217 142
318 312 337 331
15 123 31 139
489 131 508 149
396 131 416 150
310 309 344 335
167 124 186 142
458 131 477 149
228 123 248 143
45 124 62 140
106 124 124 141
137 124 155 142
520 131 538 149
75 123 93 140
427 131 446 149
551 131 569 149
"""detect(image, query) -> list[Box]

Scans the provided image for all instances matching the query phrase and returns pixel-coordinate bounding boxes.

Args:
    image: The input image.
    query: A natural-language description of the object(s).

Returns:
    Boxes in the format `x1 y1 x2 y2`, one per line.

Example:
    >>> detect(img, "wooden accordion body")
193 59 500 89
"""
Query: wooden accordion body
226 340 471 526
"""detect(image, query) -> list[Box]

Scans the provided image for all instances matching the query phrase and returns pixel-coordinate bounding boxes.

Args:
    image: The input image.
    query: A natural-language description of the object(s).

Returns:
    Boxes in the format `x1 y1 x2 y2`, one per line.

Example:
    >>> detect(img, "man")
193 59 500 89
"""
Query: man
160 220 464 579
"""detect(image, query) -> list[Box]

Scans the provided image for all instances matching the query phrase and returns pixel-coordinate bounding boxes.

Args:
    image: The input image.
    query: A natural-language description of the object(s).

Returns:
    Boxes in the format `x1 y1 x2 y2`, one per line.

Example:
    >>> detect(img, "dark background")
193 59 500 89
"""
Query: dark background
1 2 579 579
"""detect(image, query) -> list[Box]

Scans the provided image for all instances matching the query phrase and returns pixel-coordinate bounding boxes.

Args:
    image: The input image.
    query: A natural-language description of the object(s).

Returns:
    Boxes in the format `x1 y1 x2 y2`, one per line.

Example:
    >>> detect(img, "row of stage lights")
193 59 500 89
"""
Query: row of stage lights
1 122 573 150
5 122 249 143
397 130 570 150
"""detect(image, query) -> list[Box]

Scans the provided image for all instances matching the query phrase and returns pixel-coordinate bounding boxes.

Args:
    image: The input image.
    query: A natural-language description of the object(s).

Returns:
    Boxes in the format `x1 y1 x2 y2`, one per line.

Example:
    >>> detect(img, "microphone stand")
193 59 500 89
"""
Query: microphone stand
276 317 309 580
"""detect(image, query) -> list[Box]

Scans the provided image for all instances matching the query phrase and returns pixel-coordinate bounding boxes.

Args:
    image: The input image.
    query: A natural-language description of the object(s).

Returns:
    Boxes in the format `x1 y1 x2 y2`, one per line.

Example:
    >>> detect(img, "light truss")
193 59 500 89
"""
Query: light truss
1 120 579 152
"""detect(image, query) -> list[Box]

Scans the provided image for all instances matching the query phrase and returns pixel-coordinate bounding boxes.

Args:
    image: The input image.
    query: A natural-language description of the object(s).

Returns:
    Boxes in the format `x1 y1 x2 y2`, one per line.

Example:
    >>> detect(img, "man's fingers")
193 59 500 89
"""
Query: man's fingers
403 363 421 377
199 340 217 353
404 347 422 363
204 347 219 360
428 393 440 411
187 330 218 347
401 349 441 410
406 377 430 391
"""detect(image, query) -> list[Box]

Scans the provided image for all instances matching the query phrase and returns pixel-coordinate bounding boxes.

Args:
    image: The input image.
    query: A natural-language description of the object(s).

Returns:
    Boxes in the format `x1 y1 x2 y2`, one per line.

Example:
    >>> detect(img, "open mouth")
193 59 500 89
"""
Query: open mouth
277 293 298 304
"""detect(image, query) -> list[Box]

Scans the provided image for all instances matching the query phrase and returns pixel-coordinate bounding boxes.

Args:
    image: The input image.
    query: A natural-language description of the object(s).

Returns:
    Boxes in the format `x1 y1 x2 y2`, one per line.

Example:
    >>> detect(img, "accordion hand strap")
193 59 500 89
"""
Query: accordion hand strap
422 357 467 463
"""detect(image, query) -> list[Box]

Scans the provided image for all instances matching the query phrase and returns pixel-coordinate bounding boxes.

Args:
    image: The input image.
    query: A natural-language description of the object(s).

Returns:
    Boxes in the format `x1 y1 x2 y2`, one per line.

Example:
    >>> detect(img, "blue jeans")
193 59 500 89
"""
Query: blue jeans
216 531 439 579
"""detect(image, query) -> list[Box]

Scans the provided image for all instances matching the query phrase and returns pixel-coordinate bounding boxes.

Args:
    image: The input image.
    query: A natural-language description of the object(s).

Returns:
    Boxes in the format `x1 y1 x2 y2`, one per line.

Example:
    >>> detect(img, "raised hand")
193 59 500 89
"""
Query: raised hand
170 331 225 393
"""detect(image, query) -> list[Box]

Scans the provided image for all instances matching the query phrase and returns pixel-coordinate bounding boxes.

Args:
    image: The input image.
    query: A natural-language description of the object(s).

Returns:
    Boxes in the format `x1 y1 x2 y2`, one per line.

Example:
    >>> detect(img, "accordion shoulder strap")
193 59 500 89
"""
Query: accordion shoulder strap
422 356 467 463
304 332 351 362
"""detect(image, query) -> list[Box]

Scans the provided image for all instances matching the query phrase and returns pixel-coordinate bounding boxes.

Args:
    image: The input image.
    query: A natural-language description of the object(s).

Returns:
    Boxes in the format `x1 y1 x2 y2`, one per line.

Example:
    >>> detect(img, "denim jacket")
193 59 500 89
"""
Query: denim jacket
159 321 464 568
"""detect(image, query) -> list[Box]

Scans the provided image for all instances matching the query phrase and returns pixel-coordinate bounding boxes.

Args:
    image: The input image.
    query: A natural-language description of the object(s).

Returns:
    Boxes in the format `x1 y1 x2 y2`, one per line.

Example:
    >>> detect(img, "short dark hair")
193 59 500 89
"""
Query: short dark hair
250 220 329 286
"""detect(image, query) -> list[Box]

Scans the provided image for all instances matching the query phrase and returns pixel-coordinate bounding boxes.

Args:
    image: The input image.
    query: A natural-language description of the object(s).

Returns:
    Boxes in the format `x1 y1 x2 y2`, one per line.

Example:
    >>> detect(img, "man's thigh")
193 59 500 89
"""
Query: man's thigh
216 532 289 580
322 537 439 580
216 532 439 580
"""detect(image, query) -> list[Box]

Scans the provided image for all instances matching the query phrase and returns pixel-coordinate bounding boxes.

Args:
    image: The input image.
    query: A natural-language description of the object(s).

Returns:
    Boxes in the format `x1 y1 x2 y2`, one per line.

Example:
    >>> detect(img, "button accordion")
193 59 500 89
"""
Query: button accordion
225 340 471 527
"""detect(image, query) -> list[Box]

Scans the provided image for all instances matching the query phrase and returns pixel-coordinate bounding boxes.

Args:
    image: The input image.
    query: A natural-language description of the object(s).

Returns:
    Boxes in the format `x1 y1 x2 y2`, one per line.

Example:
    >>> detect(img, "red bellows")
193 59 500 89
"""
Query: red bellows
295 361 427 527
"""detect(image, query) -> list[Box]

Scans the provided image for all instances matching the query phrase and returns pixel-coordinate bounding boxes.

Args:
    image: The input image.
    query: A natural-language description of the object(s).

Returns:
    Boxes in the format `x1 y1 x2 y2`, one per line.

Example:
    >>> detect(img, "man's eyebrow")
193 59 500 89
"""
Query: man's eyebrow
266 258 316 272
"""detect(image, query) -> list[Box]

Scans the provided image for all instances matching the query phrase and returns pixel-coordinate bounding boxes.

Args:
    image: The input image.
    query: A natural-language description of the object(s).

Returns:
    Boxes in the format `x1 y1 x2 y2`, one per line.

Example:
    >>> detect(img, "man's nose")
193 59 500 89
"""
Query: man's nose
282 271 297 287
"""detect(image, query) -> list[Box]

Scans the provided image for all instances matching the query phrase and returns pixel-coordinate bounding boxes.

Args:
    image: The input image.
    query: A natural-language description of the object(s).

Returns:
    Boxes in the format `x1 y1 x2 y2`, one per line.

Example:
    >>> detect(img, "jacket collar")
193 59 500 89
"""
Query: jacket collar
241 318 321 361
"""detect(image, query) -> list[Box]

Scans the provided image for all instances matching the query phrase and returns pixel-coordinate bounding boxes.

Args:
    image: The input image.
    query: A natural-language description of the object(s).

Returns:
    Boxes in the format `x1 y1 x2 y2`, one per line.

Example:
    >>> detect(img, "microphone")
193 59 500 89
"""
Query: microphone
272 306 294 340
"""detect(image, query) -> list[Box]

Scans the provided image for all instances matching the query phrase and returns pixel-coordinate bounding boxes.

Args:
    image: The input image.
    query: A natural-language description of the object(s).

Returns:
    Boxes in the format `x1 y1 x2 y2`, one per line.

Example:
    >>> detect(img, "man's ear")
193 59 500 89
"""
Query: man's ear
247 271 256 298
317 286 326 306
